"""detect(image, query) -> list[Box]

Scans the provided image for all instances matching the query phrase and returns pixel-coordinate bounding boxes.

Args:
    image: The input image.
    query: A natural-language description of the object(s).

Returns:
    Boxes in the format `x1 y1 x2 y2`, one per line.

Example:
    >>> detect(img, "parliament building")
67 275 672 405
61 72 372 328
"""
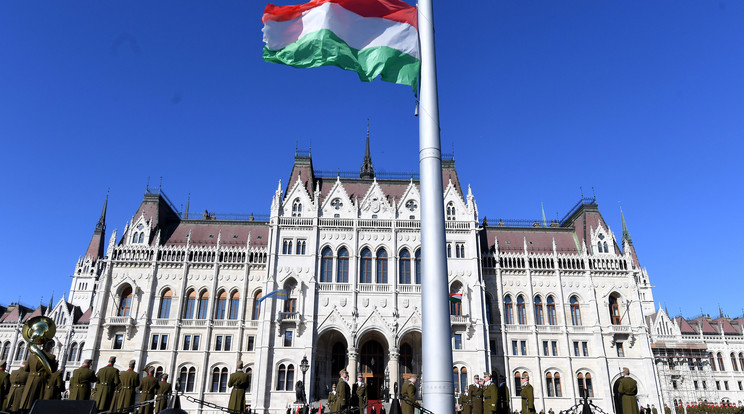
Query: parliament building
1 142 743 413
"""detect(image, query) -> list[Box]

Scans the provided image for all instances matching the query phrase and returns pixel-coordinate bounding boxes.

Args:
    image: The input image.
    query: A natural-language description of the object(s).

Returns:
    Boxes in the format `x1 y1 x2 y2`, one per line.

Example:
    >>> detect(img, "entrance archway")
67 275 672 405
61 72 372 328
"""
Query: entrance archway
316 329 348 400
359 340 385 400
399 330 422 386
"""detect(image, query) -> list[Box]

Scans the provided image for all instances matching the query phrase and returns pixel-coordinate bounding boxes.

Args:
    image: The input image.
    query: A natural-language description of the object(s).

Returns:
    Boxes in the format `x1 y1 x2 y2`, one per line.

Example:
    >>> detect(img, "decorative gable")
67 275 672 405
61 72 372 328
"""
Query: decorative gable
282 171 314 217
590 222 616 255
443 178 469 221
359 180 393 220
128 214 152 245
397 181 420 220
321 178 355 218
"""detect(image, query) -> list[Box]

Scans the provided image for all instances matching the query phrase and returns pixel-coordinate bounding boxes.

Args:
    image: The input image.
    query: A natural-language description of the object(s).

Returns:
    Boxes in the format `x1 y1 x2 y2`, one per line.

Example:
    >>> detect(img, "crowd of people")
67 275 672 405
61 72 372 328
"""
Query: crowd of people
455 371 513 414
325 370 375 414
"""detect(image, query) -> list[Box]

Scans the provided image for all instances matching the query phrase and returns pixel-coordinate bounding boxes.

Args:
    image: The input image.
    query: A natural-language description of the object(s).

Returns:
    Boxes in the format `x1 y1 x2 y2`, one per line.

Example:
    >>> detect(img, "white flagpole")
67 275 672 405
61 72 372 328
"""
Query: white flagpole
418 0 455 412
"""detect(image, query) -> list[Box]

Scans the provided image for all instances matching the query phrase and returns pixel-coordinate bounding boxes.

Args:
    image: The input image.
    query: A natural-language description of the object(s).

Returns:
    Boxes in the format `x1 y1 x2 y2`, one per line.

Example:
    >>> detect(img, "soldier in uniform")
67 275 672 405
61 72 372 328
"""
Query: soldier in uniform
21 339 58 410
497 375 510 414
328 383 337 412
483 372 498 414
5 363 28 414
519 376 535 414
138 366 158 414
0 361 10 408
469 375 483 414
353 375 367 412
42 369 65 400
618 368 639 414
154 373 172 414
665 405 672 414
334 369 351 414
460 388 471 414
69 359 97 400
94 356 121 411
227 361 250 414
400 375 418 414
652 405 659 414
112 359 140 412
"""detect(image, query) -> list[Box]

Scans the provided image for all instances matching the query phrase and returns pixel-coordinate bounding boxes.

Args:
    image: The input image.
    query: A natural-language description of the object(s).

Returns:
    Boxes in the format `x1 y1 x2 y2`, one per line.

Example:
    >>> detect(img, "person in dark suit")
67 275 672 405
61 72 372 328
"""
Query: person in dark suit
496 375 510 414
69 359 97 400
400 375 417 414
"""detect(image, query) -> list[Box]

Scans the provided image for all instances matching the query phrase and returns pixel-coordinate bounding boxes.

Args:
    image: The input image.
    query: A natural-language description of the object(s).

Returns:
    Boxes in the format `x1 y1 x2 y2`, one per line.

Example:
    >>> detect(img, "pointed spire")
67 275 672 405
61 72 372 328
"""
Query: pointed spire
541 202 547 227
184 193 190 220
85 194 108 259
96 192 108 232
360 119 375 179
47 292 54 311
620 206 633 246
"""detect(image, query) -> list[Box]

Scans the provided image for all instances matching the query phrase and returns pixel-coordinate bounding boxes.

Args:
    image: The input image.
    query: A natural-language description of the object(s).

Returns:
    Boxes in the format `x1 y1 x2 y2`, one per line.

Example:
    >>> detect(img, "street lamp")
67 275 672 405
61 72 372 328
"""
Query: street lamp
300 355 309 412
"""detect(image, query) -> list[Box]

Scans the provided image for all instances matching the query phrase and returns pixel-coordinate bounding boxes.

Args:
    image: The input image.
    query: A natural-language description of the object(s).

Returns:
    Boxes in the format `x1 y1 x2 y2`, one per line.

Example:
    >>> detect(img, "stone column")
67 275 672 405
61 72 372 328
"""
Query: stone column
348 349 359 380
389 347 400 396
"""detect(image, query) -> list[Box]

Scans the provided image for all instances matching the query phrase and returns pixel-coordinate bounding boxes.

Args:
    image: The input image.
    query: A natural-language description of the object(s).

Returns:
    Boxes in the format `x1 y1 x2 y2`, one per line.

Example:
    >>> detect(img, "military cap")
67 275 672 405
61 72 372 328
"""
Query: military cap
473 375 480 380
109 356 117 364
162 373 169 380
483 372 491 378
129 359 136 368
147 366 155 374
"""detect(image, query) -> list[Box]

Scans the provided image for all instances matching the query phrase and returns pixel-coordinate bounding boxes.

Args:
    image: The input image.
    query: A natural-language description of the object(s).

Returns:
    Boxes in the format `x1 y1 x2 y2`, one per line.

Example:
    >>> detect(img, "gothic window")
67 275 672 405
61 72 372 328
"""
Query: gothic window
118 285 133 317
15 342 26 361
577 372 593 398
211 367 229 392
710 353 717 371
158 289 172 319
547 296 557 325
739 353 744 372
504 295 513 324
517 295 527 325
545 372 562 397
282 239 292 255
360 248 372 284
513 371 526 396
139 233 145 243
252 290 262 320
246 368 253 392
447 243 452 258
184 290 197 319
609 294 621 325
331 198 343 210
179 366 196 393
320 247 333 283
0 342 9 361
718 353 726 371
603 241 608 252
337 247 349 283
228 291 240 320
284 297 297 313
534 296 544 325
450 284 462 316
415 249 421 284
399 249 411 284
731 353 739 371
296 240 306 255
459 367 468 395
446 202 456 221
70 343 79 362
277 364 295 391
292 199 302 217
570 296 582 325
197 291 210 319
376 249 388 283
485 295 493 324
215 291 227 320
597 241 603 253
453 367 460 393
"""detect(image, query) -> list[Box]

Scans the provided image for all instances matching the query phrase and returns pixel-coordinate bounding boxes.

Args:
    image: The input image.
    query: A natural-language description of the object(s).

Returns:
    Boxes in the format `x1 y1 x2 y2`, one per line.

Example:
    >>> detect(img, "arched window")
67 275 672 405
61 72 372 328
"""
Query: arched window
78 342 85 361
360 248 372 284
132 232 139 243
513 371 522 396
577 372 593 398
534 296 544 325
547 296 557 325
739 353 744 372
609 294 621 325
15 342 26 361
453 367 459 393
252 290 262 320
246 368 253 392
0 342 10 360
399 249 411 284
546 372 554 397
292 199 302 217
286 364 295 391
414 249 421 284
718 353 726 371
158 289 173 319
70 343 79 362
516 295 526 325
196 291 209 319
180 367 197 392
320 247 333 283
211 367 229 392
554 372 562 397
504 295 513 324
710 353 717 371
139 233 145 243
400 343 413 374
278 364 295 391
450 285 462 316
447 244 452 258
570 296 582 326
337 248 349 283
603 241 608 252
228 291 240 320
376 249 388 283
215 291 227 320
459 367 468 396
446 202 456 221
485 295 493 325
597 241 603 253
184 290 197 319
731 353 739 372
118 285 133 317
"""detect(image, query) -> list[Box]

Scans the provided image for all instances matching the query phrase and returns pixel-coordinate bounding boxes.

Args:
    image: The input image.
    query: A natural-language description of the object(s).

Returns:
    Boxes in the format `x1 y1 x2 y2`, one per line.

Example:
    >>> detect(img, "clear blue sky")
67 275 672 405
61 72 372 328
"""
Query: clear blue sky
1 1 742 319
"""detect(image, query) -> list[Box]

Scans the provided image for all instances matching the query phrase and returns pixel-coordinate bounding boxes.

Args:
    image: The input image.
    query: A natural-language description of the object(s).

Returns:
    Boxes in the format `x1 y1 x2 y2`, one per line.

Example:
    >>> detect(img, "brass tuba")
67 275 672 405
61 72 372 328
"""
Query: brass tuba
22 315 57 376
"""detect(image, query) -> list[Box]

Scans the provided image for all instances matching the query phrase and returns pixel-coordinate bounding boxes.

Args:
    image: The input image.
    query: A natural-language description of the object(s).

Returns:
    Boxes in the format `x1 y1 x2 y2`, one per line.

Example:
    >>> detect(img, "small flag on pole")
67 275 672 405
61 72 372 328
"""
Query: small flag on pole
449 293 462 303
261 0 421 91
257 288 289 303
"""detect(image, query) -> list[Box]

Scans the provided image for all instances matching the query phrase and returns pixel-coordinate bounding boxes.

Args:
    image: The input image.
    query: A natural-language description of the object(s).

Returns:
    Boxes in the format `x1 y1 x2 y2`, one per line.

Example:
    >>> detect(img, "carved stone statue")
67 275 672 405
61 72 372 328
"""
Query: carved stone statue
295 380 306 404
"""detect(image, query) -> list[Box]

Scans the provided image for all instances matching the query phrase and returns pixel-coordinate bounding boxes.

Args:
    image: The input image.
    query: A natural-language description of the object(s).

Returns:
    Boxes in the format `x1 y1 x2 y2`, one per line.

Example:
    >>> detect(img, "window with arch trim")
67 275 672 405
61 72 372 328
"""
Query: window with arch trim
516 295 527 325
337 248 349 283
292 199 302 217
0 341 10 361
360 248 372 284
414 249 421 284
547 296 557 325
159 289 173 319
276 364 295 391
252 291 262 320
228 291 240 320
211 367 229 392
731 353 739 372
77 342 85 361
215 291 227 320
15 342 27 361
534 296 544 325
246 367 253 392
70 343 79 362
376 249 388 283
739 353 744 372
446 202 456 221
320 247 333 283
609 294 621 325
710 353 717 371
179 366 197 392
513 371 528 396
197 291 210 319
459 367 468 395
450 287 462 316
570 296 582 325
717 353 726 371
576 372 593 398
545 372 562 397
118 286 133 317
399 249 411 284
504 295 513 325
184 290 197 319
139 233 145 243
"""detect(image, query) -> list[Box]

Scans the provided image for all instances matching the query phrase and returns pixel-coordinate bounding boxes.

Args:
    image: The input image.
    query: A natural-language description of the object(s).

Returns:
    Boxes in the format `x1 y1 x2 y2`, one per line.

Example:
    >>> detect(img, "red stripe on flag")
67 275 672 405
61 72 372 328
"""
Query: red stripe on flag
262 0 417 28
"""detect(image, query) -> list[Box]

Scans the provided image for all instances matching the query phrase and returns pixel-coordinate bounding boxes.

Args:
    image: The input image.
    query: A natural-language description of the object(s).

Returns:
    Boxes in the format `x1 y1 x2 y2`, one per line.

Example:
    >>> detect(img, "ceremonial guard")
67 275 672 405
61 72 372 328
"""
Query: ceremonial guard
483 372 497 414
113 359 140 412
665 405 671 414
138 366 158 414
69 359 97 400
328 383 337 412
154 373 172 414
496 375 510 414
469 375 483 414
459 388 471 414
94 356 121 411
352 375 368 412
400 375 418 414
519 376 535 414
42 369 65 400
227 361 250 414
618 368 639 414
5 363 28 413
0 361 10 408
20 339 58 410
333 369 350 414
652 405 659 414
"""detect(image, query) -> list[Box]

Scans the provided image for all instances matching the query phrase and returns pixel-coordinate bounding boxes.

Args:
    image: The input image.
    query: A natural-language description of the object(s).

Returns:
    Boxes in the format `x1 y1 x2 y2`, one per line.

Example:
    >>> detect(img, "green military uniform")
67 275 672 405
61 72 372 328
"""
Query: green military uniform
459 392 472 414
334 377 350 414
94 363 121 411
520 383 535 414
653 406 659 414
20 347 58 410
353 379 368 411
112 368 140 412
5 367 28 413
617 375 639 414
42 370 65 400
665 406 672 414
227 369 250 413
496 380 510 414
0 366 10 409
328 389 337 411
469 382 483 414
69 364 97 400
138 373 158 414
154 377 172 414
484 380 498 414
400 378 417 414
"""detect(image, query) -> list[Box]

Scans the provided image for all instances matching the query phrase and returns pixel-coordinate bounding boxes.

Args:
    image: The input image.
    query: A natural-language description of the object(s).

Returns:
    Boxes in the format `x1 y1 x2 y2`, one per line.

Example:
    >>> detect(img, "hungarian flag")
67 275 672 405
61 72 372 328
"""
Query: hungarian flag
449 293 462 303
262 0 420 90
